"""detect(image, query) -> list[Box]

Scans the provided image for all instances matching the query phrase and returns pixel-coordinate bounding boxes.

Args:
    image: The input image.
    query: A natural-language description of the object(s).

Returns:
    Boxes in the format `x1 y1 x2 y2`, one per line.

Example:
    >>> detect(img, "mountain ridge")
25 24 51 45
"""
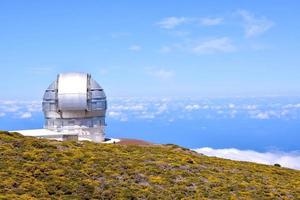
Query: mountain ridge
0 131 299 199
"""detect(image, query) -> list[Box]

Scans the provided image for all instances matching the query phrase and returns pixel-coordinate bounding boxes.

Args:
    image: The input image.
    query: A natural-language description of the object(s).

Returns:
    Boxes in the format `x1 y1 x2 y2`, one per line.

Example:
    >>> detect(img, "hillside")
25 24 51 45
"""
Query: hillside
0 131 299 200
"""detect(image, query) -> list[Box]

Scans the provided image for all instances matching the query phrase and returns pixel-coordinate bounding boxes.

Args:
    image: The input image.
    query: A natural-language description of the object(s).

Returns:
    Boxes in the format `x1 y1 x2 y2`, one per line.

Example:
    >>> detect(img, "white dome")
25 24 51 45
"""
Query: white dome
42 72 107 142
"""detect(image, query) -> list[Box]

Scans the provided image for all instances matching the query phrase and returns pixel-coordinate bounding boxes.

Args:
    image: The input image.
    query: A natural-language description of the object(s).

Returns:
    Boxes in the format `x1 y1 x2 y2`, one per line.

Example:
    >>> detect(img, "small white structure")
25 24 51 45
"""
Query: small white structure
14 72 119 143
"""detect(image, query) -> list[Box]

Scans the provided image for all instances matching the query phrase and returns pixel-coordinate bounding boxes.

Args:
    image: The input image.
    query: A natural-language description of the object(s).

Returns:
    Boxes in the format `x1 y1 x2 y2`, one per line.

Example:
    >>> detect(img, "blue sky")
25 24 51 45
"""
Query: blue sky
0 1 300 100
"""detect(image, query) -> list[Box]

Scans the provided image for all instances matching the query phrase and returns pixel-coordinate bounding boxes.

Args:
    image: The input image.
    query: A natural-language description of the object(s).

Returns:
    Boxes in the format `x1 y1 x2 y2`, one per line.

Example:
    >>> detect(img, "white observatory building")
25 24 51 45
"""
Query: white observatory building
14 72 118 143
42 72 107 142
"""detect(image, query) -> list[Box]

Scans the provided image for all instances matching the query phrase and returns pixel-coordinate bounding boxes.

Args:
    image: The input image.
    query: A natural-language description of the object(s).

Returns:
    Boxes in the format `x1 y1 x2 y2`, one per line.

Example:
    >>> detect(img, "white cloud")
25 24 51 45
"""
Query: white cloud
26 101 42 112
148 69 175 80
0 112 5 117
0 101 21 112
160 38 236 55
110 104 145 111
107 98 172 121
185 104 201 111
194 147 300 170
129 45 142 51
19 112 32 119
156 104 168 114
0 100 18 105
156 17 189 29
1 105 21 112
199 17 223 26
139 113 155 119
254 112 270 119
108 111 121 118
157 16 223 29
238 10 274 38
250 110 281 120
228 103 235 109
229 110 238 118
0 101 41 113
107 111 128 122
192 37 236 54
283 104 300 109
245 105 257 110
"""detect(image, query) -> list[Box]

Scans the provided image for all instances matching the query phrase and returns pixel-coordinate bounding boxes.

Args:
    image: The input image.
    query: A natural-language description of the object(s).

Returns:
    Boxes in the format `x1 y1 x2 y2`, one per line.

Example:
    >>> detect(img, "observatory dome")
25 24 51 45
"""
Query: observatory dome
42 72 107 142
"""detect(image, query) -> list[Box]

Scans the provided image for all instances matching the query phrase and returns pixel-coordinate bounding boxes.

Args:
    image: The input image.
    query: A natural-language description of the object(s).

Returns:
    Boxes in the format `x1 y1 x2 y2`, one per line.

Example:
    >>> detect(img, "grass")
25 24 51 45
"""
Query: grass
0 131 299 199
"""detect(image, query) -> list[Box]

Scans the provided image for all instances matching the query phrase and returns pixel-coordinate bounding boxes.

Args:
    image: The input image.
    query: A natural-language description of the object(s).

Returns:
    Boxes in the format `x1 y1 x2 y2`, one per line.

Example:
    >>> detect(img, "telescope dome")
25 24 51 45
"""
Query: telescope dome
42 72 107 142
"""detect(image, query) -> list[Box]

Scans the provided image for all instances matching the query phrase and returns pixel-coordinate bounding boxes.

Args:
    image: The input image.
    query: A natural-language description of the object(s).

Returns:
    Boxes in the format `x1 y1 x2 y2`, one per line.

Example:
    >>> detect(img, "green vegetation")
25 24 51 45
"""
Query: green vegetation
0 131 299 200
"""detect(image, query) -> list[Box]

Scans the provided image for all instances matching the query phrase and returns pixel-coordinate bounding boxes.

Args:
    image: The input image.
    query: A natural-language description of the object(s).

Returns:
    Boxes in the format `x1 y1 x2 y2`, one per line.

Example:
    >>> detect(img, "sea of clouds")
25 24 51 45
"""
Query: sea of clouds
194 147 300 170
1 96 300 122
106 96 300 121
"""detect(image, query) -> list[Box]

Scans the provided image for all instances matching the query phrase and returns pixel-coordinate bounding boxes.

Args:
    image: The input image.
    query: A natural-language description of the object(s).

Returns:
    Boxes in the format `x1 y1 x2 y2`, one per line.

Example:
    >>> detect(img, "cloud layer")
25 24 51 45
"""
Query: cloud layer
194 147 300 170
105 96 300 122
2 96 300 122
0 100 41 120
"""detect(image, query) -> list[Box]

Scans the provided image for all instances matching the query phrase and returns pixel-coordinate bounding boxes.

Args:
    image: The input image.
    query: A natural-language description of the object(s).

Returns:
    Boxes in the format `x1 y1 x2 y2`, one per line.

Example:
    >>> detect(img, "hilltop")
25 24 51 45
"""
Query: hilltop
0 131 299 199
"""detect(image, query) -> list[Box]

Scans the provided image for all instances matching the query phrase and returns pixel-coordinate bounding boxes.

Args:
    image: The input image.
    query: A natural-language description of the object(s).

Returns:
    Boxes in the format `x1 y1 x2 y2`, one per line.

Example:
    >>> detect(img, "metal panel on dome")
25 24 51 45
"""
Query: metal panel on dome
58 73 88 111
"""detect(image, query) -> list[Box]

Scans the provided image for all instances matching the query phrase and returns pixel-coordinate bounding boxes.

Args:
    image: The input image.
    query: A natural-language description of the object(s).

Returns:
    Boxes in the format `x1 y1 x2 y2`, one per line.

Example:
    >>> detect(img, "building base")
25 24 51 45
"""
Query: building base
11 129 120 143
